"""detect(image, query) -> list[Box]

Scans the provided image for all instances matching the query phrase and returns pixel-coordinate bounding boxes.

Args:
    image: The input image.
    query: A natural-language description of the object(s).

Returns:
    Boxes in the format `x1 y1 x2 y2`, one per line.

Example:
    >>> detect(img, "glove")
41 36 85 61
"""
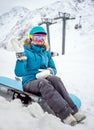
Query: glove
36 69 51 79
36 68 54 79
11 38 27 60
51 52 59 57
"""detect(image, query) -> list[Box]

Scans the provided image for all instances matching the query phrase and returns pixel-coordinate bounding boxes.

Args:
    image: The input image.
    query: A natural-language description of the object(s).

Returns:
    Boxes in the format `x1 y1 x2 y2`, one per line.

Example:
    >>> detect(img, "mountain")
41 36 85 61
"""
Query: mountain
0 6 29 48
0 0 94 50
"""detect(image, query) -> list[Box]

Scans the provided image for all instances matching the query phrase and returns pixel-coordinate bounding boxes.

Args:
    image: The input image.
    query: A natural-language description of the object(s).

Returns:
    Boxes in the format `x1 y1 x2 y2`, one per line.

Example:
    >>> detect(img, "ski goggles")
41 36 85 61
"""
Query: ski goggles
32 34 46 42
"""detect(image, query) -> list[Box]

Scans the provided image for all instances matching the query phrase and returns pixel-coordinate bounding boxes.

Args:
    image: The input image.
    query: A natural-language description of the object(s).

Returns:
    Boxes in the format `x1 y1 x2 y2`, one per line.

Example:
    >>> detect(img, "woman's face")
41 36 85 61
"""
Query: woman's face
32 33 46 46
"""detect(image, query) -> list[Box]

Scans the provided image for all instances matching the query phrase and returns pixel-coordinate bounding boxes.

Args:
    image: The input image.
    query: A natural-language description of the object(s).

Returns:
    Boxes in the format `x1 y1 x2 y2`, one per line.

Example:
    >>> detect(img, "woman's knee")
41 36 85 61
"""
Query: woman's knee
38 78 49 87
38 78 55 93
47 75 61 82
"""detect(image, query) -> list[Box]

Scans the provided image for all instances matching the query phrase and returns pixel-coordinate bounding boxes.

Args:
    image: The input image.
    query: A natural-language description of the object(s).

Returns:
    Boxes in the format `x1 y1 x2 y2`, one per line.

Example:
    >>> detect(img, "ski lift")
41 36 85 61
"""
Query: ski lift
75 16 82 29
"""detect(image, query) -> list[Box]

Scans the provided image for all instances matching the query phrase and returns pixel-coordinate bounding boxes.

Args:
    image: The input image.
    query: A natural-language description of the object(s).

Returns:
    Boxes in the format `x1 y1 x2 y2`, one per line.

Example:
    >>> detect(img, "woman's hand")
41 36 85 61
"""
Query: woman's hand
11 38 27 60
36 69 52 79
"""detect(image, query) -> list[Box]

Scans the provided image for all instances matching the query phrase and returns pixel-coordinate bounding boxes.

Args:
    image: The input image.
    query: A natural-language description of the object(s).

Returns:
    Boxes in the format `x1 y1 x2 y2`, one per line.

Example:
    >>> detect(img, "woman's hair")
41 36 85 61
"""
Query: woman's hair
24 38 49 51
24 38 31 48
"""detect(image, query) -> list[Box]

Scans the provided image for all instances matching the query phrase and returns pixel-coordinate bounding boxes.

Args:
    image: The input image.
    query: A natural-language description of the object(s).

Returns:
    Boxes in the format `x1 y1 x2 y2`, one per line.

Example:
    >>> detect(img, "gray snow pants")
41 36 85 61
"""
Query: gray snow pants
24 75 78 120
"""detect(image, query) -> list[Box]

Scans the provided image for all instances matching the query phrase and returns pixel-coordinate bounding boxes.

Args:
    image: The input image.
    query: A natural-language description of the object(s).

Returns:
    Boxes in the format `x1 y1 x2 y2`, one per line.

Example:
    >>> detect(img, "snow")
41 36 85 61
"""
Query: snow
0 34 94 130
0 0 94 130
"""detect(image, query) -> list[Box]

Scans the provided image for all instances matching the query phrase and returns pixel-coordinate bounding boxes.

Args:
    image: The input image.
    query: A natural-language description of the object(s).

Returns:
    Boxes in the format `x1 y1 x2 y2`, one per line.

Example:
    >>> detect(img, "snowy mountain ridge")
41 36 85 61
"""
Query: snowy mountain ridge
0 0 94 50
0 6 29 48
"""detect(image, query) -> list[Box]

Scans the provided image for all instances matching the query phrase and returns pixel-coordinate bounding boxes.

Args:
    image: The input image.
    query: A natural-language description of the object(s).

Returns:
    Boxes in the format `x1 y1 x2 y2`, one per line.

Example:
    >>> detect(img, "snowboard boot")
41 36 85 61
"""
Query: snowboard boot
73 111 86 123
63 114 77 126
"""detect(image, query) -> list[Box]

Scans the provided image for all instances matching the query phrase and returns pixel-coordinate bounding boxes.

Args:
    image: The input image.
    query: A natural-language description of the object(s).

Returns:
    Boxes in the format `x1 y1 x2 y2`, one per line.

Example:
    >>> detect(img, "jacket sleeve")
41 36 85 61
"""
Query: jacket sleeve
47 51 57 75
14 60 27 77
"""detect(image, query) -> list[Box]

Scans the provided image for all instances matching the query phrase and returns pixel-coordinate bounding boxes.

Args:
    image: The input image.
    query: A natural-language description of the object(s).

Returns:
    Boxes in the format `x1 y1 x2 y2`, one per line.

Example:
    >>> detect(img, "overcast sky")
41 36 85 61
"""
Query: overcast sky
0 0 57 15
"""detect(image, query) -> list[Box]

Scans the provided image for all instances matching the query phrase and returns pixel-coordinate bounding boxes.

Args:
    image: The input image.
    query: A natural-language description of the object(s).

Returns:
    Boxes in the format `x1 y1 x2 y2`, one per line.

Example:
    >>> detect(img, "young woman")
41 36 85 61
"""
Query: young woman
11 26 86 126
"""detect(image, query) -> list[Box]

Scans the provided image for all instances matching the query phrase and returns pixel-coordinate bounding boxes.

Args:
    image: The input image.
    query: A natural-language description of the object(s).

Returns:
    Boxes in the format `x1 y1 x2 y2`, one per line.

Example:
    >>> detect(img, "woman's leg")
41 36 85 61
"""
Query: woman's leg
24 78 73 121
46 76 78 114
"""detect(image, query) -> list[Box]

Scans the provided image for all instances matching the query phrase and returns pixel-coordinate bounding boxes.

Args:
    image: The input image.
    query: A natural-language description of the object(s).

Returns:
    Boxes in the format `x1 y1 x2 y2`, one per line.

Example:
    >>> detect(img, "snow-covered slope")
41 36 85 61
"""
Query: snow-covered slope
0 34 94 130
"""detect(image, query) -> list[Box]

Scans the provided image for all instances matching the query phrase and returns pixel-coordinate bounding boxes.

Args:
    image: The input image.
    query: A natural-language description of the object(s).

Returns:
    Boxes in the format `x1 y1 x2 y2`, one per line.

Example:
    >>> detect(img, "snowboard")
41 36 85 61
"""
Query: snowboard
0 76 81 109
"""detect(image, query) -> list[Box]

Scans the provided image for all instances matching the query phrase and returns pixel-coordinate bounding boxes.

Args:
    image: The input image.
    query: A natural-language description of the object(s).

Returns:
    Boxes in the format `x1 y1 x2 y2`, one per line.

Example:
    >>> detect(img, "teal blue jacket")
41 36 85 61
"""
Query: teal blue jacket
14 43 57 89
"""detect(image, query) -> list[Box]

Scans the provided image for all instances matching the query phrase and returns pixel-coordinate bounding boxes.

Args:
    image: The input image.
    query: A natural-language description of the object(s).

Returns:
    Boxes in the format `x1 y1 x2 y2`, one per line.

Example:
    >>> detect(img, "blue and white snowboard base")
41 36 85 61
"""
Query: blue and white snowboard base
0 76 81 109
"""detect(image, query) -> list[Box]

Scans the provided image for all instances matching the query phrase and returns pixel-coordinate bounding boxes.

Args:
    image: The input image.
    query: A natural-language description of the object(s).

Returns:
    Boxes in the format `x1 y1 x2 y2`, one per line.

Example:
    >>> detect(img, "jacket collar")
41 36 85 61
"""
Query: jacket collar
30 43 46 53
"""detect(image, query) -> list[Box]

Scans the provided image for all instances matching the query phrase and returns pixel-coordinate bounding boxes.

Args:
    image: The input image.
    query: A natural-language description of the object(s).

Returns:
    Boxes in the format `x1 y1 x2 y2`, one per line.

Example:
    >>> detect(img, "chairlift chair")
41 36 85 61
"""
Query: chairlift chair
75 16 82 29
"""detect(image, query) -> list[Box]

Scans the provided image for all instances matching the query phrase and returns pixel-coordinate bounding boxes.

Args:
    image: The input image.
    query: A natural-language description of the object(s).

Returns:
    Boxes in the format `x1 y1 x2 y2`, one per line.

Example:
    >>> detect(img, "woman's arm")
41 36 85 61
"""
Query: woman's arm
14 60 27 77
47 51 57 75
